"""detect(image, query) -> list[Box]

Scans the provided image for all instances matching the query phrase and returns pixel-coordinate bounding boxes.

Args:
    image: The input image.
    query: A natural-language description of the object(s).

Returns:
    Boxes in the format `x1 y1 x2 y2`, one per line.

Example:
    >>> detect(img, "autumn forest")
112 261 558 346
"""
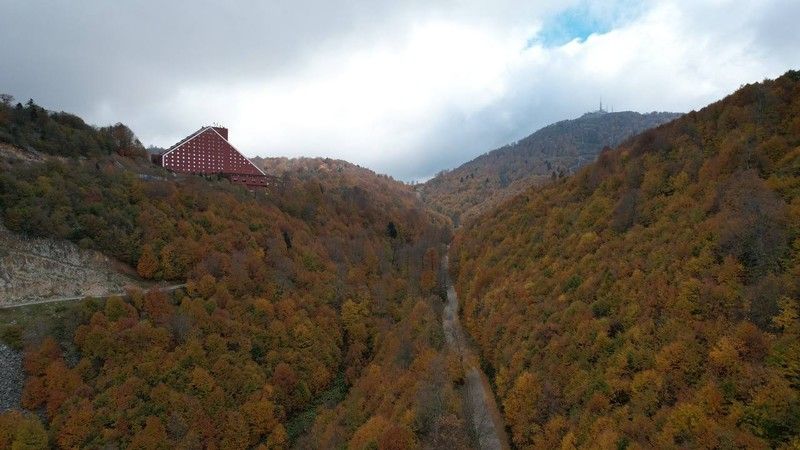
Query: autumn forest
1 70 799 450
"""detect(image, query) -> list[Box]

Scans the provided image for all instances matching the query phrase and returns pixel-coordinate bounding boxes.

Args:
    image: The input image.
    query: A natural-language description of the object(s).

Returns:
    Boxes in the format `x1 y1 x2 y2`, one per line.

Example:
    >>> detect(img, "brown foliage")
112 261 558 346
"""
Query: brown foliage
452 71 800 448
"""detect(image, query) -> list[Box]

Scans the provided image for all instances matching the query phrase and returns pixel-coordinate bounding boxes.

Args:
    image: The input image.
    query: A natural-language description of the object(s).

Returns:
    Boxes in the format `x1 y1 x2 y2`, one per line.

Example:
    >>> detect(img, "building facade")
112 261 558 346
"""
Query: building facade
152 126 275 188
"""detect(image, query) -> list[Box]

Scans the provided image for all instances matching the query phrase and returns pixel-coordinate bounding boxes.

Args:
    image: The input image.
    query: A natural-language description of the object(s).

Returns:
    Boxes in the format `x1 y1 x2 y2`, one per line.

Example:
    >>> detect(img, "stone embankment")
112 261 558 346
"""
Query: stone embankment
0 224 137 307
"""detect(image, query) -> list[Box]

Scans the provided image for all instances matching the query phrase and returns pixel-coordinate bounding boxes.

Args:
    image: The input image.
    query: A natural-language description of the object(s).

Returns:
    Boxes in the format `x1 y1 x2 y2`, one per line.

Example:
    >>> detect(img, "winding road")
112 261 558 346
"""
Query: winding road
442 254 510 450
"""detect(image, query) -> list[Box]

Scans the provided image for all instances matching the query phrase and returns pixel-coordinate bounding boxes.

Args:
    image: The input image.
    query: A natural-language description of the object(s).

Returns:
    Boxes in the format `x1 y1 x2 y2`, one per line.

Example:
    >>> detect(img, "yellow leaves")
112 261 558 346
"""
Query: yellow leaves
190 366 216 396
419 269 437 293
349 415 389 449
447 73 800 449
128 416 169 450
630 370 663 414
672 278 702 317
220 411 249 450
587 416 619 450
773 296 799 334
696 381 725 417
136 244 158 279
562 369 590 407
341 298 371 344
576 195 613 230
0 411 47 450
670 171 691 193
1 119 453 448
445 352 464 385
577 231 600 253
560 430 578 450
349 416 418 450
709 336 744 377
657 402 719 449
771 298 800 385
586 392 610 414
291 322 313 349
494 366 512 398
187 273 216 299
265 424 287 449
503 371 542 447
253 298 274 320
640 163 668 197
716 255 744 287
655 341 694 374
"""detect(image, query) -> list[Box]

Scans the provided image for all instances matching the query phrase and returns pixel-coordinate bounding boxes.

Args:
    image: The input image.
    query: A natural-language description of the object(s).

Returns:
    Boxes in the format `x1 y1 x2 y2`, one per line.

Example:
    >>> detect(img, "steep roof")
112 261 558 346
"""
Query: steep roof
158 127 207 155
160 126 266 176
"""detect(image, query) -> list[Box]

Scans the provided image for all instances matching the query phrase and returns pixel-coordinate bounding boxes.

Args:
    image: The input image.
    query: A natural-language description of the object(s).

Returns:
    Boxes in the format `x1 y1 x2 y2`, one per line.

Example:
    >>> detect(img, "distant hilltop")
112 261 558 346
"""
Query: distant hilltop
417 110 682 224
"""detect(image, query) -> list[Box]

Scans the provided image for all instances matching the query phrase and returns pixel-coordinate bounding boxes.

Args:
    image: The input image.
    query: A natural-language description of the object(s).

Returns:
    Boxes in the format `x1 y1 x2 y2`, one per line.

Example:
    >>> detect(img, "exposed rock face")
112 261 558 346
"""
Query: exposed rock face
0 143 46 163
0 344 23 412
0 224 137 306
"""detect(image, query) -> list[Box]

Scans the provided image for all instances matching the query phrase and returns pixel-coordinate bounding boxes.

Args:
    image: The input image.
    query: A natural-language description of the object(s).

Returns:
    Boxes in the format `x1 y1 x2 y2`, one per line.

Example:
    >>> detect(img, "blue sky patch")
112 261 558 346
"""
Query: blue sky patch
529 1 644 48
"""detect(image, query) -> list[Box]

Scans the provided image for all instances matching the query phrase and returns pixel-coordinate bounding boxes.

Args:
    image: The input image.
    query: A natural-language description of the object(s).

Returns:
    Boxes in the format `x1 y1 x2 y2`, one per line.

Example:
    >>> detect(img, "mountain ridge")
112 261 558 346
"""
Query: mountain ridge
418 110 681 224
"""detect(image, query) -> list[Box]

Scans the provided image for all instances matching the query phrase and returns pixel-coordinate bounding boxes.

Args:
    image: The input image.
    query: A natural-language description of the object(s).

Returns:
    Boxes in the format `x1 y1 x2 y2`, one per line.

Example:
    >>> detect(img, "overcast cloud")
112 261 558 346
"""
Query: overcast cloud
1 0 798 181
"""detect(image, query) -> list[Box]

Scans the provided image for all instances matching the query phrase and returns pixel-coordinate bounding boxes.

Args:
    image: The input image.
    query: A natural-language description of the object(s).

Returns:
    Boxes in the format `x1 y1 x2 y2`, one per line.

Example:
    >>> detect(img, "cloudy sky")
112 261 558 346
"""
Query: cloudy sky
1 0 798 181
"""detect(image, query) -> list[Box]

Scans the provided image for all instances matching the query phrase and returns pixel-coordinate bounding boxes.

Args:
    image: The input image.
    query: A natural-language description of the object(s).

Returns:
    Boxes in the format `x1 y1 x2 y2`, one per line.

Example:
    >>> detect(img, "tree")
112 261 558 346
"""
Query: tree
129 417 169 450
55 399 94 449
143 289 171 324
503 371 545 447
266 424 287 449
0 412 47 450
137 245 159 279
220 411 249 450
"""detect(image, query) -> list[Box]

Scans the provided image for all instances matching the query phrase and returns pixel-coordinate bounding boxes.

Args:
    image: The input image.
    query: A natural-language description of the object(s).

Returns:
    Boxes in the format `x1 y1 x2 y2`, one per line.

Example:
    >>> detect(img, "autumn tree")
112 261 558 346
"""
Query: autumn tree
137 245 159 279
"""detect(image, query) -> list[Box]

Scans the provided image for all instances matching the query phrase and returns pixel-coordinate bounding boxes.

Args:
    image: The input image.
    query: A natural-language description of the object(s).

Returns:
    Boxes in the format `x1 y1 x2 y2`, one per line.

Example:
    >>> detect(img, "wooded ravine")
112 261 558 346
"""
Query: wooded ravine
0 72 799 449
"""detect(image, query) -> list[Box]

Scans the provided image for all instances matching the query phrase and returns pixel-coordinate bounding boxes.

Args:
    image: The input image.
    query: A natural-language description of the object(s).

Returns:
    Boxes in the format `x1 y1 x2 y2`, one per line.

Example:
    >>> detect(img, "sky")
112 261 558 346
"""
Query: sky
1 0 798 181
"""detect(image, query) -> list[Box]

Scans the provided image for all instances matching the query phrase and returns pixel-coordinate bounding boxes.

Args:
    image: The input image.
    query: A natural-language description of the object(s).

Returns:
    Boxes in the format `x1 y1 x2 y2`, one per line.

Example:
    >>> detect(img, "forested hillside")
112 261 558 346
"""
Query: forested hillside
419 111 680 224
0 96 146 159
0 101 468 448
451 71 800 448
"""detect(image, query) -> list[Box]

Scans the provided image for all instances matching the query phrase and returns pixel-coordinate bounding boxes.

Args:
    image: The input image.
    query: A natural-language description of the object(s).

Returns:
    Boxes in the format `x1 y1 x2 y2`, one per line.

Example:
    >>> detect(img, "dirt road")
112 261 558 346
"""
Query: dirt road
442 254 510 450
0 284 187 309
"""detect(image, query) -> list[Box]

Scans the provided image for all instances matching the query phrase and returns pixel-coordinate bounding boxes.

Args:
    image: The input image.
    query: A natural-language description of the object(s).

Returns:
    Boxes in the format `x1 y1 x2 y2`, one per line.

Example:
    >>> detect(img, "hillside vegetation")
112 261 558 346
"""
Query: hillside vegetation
451 71 800 448
0 96 146 159
0 102 470 448
419 111 680 224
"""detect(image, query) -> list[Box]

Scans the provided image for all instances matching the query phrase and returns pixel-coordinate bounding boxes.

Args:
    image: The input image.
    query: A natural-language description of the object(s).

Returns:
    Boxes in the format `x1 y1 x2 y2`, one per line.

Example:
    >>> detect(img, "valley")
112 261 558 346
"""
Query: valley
442 254 508 450
1 1 798 448
0 71 799 449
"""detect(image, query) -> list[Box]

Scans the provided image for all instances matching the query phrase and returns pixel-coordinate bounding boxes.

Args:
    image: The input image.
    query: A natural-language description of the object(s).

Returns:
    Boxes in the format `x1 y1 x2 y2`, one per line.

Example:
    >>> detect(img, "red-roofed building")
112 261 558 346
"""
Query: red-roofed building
152 126 275 188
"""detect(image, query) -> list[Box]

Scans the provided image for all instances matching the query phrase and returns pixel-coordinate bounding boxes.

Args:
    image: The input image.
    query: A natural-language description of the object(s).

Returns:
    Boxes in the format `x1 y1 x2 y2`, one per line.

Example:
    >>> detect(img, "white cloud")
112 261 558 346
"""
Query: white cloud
1 0 798 180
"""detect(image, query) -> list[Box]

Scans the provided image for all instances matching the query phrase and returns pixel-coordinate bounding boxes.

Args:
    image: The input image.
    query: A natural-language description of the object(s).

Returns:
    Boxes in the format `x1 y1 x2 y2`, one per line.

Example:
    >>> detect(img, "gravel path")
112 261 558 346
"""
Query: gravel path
0 343 24 413
442 254 510 450
0 283 187 309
